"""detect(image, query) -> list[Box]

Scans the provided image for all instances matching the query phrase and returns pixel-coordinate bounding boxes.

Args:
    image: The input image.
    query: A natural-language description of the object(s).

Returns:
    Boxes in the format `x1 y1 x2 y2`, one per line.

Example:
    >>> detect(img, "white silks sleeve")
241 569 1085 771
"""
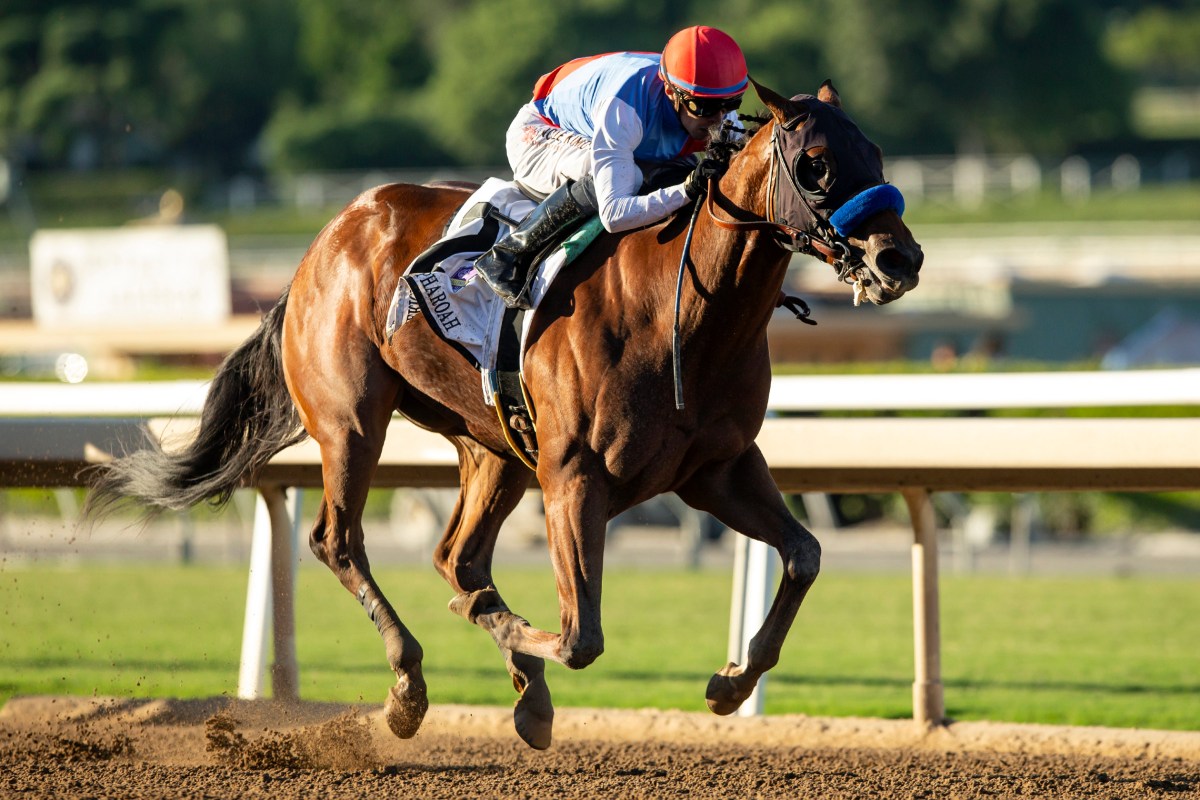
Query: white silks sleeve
590 96 693 233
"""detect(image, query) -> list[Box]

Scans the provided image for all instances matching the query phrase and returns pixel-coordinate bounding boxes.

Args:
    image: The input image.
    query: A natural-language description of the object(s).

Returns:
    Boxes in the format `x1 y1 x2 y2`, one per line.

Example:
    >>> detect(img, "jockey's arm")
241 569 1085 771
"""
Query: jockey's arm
589 97 693 233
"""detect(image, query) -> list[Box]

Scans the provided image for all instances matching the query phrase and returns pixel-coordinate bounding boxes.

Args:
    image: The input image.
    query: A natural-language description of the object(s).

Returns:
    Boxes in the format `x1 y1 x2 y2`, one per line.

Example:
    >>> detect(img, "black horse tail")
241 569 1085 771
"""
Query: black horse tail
85 287 308 516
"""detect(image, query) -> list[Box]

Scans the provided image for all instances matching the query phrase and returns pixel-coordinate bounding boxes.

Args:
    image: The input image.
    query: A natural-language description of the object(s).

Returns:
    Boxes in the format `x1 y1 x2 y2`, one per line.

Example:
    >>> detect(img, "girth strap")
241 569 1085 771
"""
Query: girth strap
490 305 539 470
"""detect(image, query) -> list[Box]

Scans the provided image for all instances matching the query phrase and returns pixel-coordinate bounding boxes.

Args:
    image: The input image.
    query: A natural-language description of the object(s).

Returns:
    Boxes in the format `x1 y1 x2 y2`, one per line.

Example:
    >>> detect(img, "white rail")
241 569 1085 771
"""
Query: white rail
768 368 1200 410
4 368 1197 417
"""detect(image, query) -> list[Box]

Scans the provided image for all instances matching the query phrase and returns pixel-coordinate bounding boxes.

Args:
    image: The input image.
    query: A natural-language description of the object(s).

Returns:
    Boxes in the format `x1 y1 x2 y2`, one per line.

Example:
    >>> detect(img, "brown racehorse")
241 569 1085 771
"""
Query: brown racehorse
86 81 922 750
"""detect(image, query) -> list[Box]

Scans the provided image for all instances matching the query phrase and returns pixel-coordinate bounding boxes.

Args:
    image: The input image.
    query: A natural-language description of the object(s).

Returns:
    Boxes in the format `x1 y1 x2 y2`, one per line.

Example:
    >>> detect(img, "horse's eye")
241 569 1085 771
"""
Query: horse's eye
795 155 832 195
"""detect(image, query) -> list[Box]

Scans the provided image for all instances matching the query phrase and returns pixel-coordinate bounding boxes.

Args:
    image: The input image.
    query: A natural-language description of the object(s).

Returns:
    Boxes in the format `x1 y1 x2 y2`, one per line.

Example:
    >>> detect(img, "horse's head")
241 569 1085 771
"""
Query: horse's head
748 79 923 305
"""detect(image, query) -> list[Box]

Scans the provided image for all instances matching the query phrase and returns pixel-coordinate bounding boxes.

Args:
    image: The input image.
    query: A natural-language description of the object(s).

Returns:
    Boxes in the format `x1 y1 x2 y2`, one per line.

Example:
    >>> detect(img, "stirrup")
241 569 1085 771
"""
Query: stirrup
503 289 533 310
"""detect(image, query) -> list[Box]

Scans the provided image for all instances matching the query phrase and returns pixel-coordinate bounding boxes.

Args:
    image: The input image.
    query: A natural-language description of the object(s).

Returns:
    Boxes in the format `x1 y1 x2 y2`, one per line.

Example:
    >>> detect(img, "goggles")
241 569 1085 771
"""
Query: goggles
672 87 743 118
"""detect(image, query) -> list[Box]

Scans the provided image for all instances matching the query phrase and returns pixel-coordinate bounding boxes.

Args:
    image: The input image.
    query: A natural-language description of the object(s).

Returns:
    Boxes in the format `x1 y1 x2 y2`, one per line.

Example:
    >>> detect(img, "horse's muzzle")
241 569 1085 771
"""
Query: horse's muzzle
862 236 923 304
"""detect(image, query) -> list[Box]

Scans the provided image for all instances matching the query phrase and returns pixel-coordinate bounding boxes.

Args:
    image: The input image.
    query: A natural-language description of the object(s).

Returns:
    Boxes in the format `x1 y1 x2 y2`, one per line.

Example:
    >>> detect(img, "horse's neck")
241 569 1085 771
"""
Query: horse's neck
685 140 789 331
719 135 774 221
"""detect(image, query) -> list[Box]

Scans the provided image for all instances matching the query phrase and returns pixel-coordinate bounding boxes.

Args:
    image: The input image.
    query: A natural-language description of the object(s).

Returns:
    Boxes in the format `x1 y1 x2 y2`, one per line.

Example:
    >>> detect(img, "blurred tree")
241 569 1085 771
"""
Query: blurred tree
0 1 181 167
419 0 692 166
814 0 1132 155
0 0 297 174
0 0 1165 174
259 0 460 171
1105 4 1200 86
701 0 826 101
156 0 299 173
421 0 1132 164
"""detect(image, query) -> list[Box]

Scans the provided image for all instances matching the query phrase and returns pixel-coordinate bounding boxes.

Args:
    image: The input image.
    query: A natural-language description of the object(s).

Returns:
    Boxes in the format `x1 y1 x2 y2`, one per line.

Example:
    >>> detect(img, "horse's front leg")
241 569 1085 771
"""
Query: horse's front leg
676 444 821 715
433 439 555 749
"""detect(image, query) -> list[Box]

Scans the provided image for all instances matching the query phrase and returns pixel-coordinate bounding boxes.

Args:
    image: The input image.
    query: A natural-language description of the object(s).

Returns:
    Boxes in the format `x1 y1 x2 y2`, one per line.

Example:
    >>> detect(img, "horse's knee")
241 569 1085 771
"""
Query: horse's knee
784 528 822 585
558 628 604 670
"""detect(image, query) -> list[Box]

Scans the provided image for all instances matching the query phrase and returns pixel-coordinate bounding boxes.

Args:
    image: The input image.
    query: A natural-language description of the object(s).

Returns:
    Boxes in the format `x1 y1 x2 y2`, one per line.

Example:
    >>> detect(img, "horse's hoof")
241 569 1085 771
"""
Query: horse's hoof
513 676 554 750
384 674 429 739
705 662 752 716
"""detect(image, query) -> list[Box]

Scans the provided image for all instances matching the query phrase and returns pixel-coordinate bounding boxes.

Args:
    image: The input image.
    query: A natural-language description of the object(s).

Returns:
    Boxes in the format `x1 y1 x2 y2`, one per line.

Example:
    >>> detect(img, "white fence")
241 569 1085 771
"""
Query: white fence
886 152 1190 209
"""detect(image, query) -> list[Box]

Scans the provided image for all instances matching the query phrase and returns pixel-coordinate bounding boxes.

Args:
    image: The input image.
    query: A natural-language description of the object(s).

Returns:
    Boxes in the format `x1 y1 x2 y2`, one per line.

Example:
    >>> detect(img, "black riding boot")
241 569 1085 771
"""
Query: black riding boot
474 180 594 309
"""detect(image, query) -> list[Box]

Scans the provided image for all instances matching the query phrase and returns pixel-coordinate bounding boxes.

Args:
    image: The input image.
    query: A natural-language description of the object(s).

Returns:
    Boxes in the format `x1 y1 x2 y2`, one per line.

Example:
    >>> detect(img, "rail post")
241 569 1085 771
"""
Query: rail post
903 488 945 728
237 485 302 700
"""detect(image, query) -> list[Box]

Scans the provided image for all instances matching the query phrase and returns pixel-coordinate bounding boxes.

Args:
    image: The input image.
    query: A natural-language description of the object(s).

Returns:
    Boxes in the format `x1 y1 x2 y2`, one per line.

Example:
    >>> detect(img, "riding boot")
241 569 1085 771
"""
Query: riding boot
474 180 594 309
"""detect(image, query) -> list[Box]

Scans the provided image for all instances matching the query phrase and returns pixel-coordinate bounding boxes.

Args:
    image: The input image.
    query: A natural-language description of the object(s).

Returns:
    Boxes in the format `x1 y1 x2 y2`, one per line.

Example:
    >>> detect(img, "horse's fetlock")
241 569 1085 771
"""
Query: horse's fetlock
746 640 780 674
386 638 424 676
559 632 604 670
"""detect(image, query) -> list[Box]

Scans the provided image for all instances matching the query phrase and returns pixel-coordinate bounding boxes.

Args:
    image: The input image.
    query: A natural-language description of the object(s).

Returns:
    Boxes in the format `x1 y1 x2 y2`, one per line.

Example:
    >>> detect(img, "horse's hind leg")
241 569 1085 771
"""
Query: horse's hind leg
310 488 429 738
433 439 554 749
291 363 428 739
676 444 822 715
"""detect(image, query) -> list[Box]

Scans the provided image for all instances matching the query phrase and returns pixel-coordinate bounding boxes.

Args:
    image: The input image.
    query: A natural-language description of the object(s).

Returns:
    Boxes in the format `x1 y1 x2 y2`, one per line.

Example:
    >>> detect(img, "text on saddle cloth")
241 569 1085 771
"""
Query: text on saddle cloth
385 177 604 406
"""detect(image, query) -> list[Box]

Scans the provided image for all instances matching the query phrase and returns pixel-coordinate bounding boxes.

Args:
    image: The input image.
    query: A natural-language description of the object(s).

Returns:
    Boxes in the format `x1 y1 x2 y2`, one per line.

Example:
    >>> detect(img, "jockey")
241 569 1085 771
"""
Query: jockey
474 25 749 309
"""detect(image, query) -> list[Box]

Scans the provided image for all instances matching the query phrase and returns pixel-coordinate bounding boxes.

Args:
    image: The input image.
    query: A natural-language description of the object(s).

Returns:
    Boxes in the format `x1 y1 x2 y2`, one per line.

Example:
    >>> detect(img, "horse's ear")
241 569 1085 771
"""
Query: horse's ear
818 79 842 108
749 76 796 125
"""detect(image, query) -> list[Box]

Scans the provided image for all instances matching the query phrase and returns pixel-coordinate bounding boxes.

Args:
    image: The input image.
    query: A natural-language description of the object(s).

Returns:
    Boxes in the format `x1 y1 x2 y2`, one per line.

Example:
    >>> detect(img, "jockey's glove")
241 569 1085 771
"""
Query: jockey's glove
684 157 728 199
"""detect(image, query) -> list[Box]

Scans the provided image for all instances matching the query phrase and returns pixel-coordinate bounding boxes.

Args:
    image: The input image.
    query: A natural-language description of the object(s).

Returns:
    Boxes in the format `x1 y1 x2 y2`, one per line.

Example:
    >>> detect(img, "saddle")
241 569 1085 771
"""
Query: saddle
387 179 604 469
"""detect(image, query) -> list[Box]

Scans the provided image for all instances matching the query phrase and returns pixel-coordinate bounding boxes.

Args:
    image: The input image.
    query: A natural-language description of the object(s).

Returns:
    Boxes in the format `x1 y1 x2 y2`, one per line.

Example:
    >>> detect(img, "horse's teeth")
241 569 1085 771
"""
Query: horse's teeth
852 280 866 307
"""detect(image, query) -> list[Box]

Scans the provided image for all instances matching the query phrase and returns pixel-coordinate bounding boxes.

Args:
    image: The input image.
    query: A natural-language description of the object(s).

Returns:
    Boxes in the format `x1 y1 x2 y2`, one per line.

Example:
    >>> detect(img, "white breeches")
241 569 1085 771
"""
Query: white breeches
505 103 592 201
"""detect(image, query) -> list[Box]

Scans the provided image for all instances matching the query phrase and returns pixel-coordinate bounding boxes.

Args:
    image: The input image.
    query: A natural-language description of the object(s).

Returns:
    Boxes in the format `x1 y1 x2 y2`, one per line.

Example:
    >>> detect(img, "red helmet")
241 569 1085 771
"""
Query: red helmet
660 26 748 98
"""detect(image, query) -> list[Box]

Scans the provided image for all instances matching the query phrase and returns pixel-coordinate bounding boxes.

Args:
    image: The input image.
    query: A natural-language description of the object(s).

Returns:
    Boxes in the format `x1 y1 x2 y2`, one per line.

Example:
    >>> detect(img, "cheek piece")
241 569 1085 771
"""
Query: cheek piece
828 183 905 238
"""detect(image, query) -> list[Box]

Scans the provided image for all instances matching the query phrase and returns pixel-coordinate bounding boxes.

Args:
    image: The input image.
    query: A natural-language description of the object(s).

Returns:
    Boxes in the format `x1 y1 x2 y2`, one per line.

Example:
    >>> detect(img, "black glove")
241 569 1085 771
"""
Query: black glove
684 158 728 199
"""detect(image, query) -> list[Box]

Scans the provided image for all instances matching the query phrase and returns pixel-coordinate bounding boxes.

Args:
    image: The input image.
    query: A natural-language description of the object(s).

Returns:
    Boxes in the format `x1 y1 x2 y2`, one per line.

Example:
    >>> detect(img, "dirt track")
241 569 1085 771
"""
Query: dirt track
3 696 1198 799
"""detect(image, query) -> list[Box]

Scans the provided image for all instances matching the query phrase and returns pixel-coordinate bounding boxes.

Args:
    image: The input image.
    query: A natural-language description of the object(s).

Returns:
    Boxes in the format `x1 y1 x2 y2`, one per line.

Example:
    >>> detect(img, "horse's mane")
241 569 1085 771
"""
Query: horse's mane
737 111 771 130
702 111 766 165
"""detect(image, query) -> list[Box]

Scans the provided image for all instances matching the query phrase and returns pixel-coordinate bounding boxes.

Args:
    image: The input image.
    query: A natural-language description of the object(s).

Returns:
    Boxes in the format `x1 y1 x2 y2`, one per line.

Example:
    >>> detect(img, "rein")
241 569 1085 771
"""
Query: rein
672 198 704 410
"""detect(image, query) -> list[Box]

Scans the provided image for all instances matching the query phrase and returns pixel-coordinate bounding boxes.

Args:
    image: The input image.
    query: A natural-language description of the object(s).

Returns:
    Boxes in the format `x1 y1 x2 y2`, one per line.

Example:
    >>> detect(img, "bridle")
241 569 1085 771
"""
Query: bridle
705 121 860 284
672 109 896 408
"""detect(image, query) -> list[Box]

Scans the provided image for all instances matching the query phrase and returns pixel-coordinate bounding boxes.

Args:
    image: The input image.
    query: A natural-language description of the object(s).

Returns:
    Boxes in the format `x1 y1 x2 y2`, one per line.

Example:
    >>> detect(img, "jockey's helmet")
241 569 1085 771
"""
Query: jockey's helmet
660 26 748 100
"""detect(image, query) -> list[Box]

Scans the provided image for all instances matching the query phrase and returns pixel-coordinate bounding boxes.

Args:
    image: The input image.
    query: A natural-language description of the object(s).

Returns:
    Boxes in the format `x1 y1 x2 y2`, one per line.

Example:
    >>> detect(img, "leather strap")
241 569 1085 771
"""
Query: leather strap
704 181 795 237
492 305 538 469
703 180 848 263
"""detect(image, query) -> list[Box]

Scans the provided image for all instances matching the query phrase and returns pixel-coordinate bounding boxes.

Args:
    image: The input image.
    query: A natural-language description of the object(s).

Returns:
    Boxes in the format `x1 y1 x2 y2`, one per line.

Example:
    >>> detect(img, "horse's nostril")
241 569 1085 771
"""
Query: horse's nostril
874 248 913 282
873 243 924 282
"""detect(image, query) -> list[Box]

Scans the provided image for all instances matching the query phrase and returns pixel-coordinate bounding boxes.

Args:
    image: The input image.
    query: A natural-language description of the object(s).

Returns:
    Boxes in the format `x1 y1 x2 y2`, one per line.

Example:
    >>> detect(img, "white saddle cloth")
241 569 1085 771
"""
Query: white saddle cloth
386 177 602 406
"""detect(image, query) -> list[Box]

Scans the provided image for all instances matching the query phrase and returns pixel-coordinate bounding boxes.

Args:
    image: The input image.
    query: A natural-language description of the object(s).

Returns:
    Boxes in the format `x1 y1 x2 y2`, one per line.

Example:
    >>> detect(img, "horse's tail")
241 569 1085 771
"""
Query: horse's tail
85 287 307 516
